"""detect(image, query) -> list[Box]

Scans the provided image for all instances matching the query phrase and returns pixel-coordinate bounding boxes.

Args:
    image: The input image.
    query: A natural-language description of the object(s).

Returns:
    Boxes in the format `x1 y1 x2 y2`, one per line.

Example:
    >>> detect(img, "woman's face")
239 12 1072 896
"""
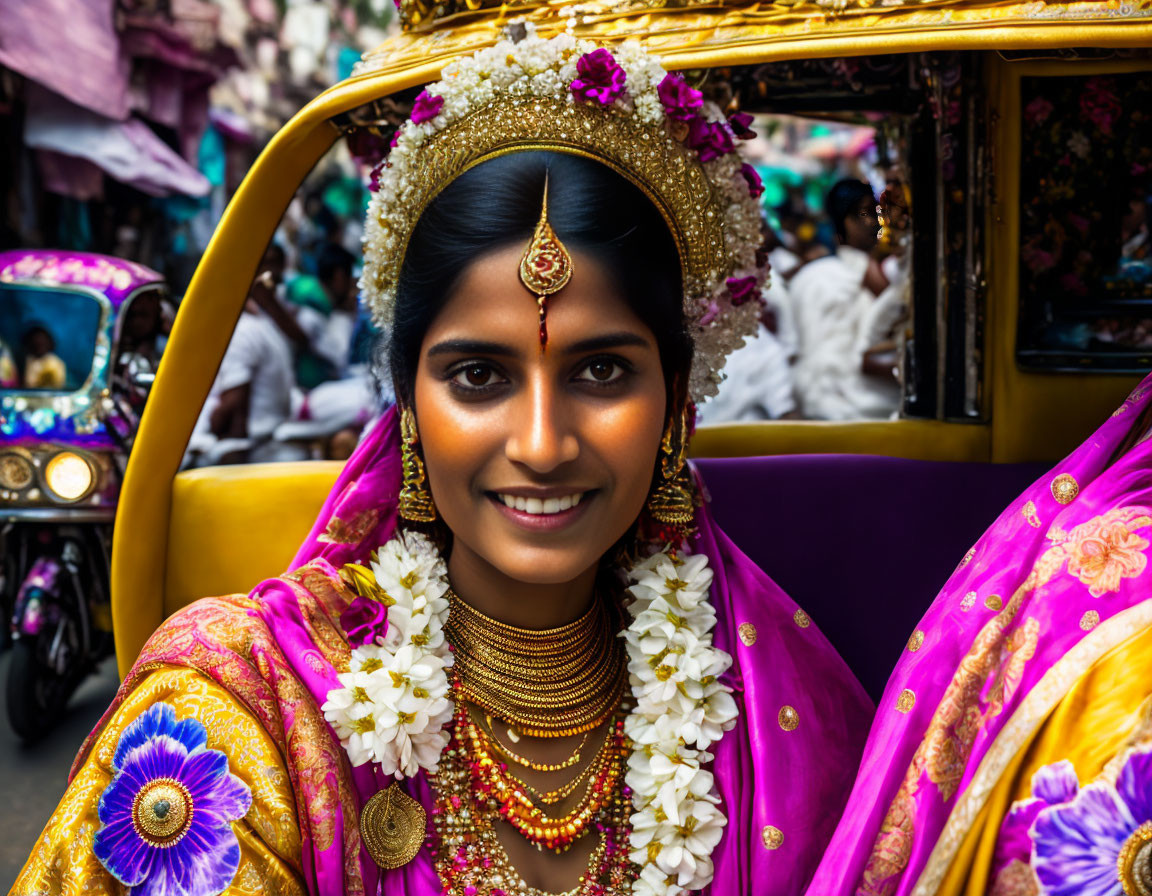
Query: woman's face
413 245 668 587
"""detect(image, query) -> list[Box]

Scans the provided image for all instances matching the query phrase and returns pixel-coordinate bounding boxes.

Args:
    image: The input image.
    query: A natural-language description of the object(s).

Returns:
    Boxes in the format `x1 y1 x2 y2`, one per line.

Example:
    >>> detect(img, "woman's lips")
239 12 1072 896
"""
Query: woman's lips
486 490 595 531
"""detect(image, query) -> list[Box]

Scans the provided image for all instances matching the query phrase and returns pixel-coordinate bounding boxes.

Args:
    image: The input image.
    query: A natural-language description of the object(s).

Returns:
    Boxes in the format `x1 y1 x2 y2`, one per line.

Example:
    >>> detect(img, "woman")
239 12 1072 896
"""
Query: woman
13 31 872 896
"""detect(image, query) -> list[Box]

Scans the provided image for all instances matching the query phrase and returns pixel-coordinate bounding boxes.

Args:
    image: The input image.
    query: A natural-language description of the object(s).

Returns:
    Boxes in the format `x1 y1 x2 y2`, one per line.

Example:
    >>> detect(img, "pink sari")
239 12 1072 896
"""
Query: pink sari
808 374 1152 895
104 405 871 895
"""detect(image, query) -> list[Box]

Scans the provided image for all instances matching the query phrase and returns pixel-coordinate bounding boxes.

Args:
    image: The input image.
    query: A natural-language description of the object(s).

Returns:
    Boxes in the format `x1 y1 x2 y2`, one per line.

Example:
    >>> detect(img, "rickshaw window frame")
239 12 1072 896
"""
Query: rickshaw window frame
0 279 113 403
110 283 174 365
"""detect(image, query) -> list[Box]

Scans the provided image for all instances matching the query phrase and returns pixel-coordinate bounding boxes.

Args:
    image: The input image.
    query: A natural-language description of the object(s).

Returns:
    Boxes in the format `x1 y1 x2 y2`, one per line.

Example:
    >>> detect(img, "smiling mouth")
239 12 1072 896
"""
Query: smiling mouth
494 492 586 515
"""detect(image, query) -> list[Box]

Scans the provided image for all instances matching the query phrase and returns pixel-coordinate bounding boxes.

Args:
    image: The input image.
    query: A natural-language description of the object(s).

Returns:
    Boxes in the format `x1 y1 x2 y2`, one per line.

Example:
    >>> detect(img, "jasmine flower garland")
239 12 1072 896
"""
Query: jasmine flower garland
622 550 738 896
322 534 737 894
322 532 454 778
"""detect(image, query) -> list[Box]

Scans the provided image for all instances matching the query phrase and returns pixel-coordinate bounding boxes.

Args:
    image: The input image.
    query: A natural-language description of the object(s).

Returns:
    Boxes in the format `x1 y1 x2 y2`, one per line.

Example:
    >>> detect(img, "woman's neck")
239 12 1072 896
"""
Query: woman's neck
446 543 599 629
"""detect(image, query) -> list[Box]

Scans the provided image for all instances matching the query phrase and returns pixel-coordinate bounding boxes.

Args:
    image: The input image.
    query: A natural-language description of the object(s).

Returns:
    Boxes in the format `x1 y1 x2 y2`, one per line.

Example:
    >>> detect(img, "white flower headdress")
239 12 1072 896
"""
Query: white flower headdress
359 24 768 403
323 533 738 896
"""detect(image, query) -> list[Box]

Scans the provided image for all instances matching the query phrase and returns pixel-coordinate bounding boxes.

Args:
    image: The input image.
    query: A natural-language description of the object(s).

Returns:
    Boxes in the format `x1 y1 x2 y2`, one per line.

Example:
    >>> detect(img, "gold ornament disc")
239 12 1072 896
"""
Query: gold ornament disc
361 783 426 870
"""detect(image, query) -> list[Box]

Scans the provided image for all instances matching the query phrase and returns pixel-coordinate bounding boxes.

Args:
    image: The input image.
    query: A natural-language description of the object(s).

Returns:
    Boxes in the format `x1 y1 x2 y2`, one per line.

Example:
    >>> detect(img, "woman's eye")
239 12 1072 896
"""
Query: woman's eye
451 364 501 388
578 359 624 384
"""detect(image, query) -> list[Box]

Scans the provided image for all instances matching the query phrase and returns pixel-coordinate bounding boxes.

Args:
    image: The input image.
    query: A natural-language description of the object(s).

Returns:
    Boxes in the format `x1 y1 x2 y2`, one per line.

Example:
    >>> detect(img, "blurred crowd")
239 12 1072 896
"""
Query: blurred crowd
701 170 911 424
184 168 385 466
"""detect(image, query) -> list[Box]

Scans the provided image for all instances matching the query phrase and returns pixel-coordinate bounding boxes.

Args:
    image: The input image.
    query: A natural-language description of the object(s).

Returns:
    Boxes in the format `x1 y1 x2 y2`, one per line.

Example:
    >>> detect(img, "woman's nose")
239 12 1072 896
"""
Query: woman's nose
504 377 579 473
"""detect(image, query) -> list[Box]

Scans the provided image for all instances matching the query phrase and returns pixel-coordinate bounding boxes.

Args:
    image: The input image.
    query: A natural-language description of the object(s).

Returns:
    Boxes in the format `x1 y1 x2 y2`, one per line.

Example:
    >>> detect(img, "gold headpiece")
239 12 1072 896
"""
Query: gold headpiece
519 176 573 347
360 26 768 402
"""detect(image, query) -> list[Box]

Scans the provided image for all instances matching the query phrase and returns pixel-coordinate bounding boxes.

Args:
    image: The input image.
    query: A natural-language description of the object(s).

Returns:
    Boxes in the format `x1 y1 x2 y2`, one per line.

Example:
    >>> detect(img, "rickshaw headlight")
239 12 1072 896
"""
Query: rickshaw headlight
44 452 95 501
0 453 34 491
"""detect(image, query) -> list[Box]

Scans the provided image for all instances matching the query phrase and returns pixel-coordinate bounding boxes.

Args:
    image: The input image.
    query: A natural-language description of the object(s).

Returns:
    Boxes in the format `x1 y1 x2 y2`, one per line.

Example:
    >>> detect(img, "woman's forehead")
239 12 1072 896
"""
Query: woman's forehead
422 245 656 352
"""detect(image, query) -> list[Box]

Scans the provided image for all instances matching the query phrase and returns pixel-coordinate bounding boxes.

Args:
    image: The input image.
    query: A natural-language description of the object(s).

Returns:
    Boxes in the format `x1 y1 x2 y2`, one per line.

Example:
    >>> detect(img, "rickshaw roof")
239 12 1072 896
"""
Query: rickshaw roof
351 0 1152 89
0 250 164 309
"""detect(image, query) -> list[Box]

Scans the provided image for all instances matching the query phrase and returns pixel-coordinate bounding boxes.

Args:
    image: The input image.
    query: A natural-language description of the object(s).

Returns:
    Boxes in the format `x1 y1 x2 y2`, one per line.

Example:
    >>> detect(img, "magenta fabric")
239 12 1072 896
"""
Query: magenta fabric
0 0 130 120
255 405 873 895
806 373 1152 896
23 83 211 199
35 149 106 202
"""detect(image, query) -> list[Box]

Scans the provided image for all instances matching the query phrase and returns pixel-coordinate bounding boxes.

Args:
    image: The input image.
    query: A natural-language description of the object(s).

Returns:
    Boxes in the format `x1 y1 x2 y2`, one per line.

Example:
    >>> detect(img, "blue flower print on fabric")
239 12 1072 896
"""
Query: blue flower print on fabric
1028 747 1152 896
93 702 252 896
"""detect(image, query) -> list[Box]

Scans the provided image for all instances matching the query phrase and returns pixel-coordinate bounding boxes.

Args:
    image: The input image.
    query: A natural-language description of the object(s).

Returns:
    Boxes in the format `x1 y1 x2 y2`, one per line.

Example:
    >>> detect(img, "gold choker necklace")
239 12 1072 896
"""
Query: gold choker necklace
444 590 625 739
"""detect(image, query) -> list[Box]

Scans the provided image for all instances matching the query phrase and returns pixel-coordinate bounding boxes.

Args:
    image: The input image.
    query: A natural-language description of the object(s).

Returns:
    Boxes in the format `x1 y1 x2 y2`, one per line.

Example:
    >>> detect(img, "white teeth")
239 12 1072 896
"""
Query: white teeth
497 492 585 515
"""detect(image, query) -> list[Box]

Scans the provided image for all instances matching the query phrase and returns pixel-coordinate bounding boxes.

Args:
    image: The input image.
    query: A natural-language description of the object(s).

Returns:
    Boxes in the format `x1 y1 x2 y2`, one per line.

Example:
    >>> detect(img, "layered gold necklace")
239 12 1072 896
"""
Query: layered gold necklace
444 590 626 739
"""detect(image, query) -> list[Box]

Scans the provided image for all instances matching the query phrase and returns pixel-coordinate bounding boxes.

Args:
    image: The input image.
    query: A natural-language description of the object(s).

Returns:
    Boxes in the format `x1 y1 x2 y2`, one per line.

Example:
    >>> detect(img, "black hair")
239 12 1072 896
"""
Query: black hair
22 325 54 352
318 242 355 285
385 151 690 409
824 178 877 241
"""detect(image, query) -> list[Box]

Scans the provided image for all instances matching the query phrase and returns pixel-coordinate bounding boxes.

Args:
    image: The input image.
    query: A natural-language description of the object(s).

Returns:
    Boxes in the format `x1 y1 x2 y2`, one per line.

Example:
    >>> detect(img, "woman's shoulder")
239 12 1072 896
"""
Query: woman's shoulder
12 664 307 896
136 561 352 674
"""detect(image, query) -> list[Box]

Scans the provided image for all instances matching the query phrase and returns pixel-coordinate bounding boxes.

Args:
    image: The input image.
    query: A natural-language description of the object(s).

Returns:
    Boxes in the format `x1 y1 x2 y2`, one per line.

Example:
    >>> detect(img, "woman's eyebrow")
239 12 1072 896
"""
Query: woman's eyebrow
426 338 518 358
564 332 652 354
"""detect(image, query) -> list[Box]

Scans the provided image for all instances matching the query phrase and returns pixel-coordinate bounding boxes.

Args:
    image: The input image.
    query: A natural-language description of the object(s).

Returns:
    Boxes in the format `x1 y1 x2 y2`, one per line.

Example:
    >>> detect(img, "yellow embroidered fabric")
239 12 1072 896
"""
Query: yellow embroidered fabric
928 619 1152 894
10 667 307 896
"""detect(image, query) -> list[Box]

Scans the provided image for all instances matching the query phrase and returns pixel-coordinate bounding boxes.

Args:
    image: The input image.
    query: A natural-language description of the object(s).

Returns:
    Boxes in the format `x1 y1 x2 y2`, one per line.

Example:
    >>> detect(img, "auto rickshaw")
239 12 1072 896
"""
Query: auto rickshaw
110 0 1152 723
0 250 170 738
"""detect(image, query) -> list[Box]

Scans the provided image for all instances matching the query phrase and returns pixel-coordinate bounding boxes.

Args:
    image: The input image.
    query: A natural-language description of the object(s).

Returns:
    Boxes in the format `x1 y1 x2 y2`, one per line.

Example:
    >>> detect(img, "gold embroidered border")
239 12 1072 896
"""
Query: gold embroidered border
910 599 1152 896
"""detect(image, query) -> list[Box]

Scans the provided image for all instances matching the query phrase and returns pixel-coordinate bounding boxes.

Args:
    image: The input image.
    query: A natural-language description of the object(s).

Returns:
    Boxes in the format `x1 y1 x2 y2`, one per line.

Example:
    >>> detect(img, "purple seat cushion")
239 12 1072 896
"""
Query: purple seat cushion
695 455 1047 701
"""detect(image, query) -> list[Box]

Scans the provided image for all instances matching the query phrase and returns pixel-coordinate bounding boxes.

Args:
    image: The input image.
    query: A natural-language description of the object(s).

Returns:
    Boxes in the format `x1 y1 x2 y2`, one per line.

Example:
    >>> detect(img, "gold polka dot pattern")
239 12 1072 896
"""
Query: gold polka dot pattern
778 705 799 731
1080 610 1101 631
985 594 1004 611
738 623 758 646
896 689 916 713
1051 473 1079 505
907 630 924 652
793 609 811 629
761 825 784 850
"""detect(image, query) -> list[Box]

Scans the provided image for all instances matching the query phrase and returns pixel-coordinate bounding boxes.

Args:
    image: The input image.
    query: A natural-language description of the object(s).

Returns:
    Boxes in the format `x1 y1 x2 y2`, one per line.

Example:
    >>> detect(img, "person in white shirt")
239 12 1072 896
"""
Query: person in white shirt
187 245 297 465
789 179 908 420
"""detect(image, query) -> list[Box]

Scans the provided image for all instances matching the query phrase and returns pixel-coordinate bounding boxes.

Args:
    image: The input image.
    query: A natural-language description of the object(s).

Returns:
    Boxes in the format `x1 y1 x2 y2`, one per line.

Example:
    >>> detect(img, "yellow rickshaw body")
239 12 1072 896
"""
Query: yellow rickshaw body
111 0 1152 676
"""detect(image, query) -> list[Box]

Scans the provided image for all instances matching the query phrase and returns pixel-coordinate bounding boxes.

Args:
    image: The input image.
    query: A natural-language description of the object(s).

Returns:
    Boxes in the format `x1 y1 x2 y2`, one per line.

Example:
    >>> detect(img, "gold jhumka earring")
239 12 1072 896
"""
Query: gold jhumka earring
646 407 696 526
519 175 573 348
398 406 436 523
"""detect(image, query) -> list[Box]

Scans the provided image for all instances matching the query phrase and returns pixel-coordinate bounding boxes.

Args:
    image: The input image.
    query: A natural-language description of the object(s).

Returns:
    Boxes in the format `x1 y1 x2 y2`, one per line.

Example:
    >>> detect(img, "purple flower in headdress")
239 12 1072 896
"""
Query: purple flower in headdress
93 703 251 896
657 73 703 122
341 595 390 648
726 276 760 306
1029 748 1152 895
570 49 627 106
728 111 756 140
368 163 384 193
686 118 734 163
411 90 444 125
740 163 764 198
698 299 721 326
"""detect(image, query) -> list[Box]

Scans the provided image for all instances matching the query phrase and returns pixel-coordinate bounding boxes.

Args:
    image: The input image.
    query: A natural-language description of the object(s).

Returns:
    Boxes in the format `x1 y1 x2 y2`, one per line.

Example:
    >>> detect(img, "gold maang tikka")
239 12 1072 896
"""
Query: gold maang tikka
519 175 573 348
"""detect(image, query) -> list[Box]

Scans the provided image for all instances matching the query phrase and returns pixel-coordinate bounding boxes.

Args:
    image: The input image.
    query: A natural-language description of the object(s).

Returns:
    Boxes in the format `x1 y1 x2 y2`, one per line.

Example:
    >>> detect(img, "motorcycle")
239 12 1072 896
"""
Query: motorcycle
0 250 170 740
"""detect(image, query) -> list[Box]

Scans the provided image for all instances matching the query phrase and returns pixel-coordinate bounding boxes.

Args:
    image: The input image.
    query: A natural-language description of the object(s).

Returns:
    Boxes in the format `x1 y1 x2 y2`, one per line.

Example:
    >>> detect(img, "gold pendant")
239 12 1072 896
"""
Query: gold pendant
360 783 426 870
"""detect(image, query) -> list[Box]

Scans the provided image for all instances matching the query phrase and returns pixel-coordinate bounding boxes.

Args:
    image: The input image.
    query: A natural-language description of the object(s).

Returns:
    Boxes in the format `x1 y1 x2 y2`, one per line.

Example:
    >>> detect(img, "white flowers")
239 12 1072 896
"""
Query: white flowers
322 534 738 892
622 550 738 895
321 532 454 778
358 23 765 404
